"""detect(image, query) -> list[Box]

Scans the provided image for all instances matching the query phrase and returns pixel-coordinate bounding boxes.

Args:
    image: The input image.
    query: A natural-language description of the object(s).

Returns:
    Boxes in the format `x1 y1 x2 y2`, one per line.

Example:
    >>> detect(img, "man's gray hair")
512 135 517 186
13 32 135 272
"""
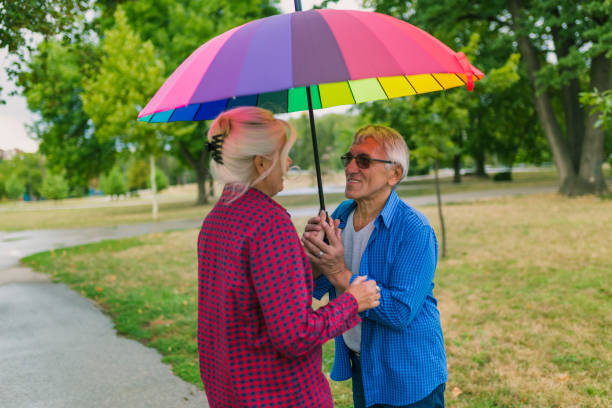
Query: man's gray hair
353 125 410 181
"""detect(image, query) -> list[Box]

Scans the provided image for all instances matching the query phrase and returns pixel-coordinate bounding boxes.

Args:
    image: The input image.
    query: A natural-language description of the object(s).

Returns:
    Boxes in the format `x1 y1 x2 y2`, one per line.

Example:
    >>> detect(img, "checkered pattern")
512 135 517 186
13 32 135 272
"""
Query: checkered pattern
313 190 448 407
197 186 360 407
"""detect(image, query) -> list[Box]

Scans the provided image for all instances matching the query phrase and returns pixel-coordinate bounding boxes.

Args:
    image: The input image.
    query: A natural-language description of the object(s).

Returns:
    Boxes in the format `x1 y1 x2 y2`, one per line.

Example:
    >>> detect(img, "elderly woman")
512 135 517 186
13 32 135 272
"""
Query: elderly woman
197 107 380 408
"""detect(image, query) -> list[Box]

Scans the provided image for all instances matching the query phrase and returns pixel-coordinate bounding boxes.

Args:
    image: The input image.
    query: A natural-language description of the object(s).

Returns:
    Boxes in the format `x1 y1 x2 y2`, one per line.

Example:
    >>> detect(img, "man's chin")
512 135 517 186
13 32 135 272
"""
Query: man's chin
345 187 359 199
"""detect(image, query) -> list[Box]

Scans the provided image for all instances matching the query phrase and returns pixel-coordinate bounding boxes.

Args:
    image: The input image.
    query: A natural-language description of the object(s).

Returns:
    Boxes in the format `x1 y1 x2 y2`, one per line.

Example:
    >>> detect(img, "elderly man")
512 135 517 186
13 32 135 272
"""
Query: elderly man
302 125 447 408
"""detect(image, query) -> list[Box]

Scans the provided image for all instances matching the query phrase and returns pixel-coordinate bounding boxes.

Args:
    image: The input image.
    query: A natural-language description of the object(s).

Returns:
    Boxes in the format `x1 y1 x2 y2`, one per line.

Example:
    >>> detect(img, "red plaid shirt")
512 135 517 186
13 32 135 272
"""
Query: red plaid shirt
197 186 360 407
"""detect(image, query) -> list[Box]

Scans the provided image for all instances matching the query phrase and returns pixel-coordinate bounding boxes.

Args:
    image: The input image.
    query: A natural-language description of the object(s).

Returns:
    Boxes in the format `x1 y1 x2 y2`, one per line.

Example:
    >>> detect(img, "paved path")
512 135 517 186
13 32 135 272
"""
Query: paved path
0 185 556 407
0 220 209 408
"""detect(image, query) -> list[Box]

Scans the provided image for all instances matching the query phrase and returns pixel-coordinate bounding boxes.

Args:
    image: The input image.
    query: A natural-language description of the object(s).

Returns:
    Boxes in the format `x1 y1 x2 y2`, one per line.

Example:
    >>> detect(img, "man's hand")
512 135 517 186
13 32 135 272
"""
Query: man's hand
302 211 351 290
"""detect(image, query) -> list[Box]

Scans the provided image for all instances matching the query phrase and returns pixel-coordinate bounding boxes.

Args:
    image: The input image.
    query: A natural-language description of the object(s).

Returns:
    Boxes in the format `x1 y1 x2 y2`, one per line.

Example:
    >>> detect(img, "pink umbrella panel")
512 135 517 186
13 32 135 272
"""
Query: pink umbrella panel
137 9 484 123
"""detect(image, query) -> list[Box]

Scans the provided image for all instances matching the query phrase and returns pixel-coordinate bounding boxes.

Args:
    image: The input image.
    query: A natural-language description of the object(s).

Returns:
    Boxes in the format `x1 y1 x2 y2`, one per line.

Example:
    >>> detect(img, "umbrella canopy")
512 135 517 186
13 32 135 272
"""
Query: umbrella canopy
137 9 483 123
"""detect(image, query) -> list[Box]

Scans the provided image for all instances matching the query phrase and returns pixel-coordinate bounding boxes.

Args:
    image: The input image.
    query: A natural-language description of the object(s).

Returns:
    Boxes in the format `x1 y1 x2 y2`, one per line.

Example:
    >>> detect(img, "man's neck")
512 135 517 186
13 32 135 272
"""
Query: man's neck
353 188 391 230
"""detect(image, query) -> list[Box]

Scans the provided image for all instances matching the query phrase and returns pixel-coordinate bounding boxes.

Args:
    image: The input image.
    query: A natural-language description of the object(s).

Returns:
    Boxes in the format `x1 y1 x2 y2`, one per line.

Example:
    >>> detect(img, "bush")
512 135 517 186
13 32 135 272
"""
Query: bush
100 167 128 198
6 174 25 200
493 171 513 182
41 173 70 200
147 167 168 192
127 159 149 192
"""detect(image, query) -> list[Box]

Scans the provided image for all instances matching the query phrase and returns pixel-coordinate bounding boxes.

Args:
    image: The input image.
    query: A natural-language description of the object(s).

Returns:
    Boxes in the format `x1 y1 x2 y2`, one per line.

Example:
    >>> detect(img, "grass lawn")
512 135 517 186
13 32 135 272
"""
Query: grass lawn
0 169 573 231
22 192 611 407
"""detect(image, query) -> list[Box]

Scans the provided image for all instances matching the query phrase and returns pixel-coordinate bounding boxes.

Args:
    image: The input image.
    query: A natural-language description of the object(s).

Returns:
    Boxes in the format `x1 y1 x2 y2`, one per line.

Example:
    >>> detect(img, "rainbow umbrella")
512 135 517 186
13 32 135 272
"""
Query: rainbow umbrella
138 7 483 210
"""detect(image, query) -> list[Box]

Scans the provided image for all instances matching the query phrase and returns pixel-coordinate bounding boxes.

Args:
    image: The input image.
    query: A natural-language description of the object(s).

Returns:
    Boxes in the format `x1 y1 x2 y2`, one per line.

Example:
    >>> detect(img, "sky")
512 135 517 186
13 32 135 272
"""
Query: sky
0 0 368 153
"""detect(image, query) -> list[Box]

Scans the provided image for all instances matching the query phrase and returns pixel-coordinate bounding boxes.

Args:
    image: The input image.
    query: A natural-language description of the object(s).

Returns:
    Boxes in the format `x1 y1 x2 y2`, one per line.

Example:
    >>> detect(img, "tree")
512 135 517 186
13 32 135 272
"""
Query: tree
148 167 168 193
41 173 70 200
5 174 25 200
100 166 127 198
18 40 117 195
365 0 612 196
127 159 149 192
96 0 280 204
0 0 89 102
81 7 167 219
0 152 45 199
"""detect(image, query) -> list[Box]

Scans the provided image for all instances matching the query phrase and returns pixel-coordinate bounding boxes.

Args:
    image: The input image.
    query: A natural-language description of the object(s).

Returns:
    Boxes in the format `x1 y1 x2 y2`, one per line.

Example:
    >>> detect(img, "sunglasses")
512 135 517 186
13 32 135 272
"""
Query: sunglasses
340 153 394 169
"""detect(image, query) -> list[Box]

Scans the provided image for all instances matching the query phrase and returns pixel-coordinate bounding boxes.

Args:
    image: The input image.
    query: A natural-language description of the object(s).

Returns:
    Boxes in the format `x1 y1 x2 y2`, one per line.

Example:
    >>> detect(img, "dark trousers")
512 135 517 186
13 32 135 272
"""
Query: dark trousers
350 351 445 408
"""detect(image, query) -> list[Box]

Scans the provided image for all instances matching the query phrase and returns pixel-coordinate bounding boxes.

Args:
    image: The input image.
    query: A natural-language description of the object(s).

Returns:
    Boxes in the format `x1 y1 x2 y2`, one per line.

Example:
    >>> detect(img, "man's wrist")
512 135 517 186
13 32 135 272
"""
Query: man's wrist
326 268 352 291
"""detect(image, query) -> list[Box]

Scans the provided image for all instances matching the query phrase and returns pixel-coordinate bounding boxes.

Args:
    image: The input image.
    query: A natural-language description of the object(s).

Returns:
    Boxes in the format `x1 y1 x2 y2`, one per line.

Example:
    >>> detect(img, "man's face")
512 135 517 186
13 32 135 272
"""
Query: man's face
344 138 396 201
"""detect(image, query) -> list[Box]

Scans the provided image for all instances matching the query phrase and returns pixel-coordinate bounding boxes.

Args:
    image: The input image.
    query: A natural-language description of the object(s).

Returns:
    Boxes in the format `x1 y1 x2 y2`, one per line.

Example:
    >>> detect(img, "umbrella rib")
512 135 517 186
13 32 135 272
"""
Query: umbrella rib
430 74 446 90
345 81 357 105
192 103 204 121
376 77 391 100
404 76 419 95
454 73 467 86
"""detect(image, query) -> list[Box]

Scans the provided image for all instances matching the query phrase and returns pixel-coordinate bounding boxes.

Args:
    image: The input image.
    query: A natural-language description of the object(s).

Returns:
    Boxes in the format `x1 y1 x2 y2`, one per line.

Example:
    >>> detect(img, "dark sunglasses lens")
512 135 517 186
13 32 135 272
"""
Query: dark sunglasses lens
341 154 352 167
355 155 371 169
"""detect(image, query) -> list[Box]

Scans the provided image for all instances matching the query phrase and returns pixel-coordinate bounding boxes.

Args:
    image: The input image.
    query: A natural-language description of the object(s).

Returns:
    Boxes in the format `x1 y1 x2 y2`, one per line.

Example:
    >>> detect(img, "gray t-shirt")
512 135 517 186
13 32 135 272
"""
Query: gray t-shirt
341 210 375 352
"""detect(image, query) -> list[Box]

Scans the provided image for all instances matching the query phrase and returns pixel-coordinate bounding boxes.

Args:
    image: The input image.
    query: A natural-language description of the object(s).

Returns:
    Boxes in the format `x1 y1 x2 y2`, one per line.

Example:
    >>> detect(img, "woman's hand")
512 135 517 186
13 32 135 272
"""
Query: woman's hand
345 276 380 312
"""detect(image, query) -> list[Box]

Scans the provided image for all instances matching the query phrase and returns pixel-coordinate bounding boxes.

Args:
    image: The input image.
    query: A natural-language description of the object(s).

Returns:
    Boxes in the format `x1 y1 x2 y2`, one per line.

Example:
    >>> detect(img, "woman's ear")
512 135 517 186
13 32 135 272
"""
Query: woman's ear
254 155 267 176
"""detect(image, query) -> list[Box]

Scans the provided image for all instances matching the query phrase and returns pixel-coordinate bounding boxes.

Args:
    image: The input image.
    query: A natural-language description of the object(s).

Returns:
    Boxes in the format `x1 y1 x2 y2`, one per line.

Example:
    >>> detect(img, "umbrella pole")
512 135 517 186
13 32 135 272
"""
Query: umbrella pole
294 0 327 216
305 86 326 212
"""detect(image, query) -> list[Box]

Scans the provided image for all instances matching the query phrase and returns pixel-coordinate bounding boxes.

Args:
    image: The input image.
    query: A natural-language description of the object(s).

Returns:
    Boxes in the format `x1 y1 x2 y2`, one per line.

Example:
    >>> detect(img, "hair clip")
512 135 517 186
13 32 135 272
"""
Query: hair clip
206 133 225 165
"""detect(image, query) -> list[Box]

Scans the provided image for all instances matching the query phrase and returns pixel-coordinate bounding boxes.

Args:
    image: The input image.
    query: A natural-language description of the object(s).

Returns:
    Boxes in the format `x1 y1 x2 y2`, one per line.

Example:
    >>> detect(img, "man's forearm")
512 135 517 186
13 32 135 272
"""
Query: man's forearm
324 268 353 292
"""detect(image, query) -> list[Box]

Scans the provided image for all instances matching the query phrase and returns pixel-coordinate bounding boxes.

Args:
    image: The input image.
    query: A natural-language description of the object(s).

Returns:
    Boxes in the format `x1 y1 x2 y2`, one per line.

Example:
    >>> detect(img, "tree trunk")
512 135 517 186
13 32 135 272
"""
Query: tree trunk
550 15 585 172
507 0 576 192
578 53 611 195
149 154 158 220
195 155 210 205
452 153 462 183
434 158 447 258
474 151 488 177
452 131 463 183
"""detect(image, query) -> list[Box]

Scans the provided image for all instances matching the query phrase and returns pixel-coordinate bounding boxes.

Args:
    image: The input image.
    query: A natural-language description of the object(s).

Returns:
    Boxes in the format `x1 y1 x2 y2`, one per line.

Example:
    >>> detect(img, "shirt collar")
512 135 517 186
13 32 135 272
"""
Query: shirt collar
336 189 400 229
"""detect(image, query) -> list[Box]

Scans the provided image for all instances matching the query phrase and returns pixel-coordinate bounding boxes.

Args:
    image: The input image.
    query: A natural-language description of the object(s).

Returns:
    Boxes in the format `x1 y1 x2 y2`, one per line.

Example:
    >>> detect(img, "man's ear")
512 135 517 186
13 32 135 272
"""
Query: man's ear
388 164 403 186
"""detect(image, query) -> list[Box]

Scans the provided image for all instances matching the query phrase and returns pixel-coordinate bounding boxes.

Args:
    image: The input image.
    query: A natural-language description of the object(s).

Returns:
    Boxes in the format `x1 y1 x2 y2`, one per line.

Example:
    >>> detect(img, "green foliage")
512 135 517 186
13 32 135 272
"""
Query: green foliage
127 159 169 192
289 113 359 173
40 173 70 200
81 7 167 157
492 171 512 182
147 167 169 193
127 159 150 191
0 153 46 199
580 89 612 130
5 174 25 200
100 166 128 197
18 40 116 194
0 0 88 53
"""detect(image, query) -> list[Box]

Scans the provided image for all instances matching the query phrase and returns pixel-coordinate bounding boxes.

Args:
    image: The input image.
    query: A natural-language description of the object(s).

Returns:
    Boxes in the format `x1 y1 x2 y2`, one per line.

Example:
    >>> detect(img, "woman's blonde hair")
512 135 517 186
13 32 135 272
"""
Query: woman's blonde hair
208 106 296 200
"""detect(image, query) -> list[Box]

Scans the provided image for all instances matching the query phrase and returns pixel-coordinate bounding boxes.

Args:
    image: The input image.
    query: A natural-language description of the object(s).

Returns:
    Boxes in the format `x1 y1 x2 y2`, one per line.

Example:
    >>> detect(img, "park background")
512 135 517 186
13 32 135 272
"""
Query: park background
1 0 611 407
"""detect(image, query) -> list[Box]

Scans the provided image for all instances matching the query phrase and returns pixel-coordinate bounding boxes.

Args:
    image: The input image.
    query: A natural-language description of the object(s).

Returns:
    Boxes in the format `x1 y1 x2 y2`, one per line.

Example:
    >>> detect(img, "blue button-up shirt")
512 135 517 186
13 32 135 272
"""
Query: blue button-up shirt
313 190 447 406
